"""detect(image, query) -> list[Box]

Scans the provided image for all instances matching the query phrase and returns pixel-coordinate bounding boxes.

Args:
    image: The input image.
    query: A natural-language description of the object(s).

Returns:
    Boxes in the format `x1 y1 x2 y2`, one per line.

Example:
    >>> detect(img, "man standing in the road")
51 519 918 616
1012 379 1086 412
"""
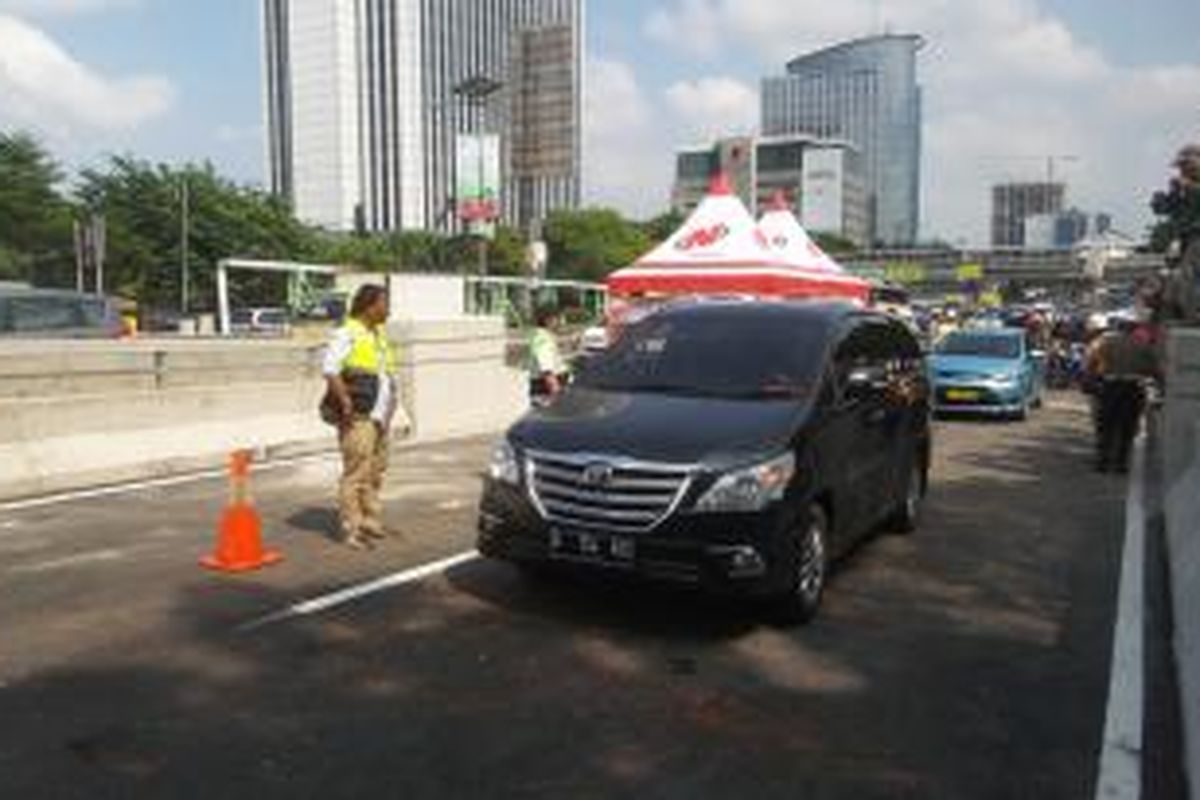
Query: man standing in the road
323 285 405 549
1086 318 1160 474
529 307 567 403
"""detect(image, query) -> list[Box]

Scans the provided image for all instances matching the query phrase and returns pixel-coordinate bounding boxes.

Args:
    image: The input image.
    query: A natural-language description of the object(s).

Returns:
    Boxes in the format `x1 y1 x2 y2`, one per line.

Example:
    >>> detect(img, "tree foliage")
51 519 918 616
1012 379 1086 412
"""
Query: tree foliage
0 130 683 306
1150 144 1200 254
543 208 650 282
0 132 73 283
76 157 314 308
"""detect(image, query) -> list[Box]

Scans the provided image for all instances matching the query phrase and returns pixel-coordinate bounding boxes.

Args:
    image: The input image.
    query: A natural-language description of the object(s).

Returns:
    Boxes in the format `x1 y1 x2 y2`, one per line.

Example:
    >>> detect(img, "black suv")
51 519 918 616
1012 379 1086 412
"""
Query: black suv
477 301 931 624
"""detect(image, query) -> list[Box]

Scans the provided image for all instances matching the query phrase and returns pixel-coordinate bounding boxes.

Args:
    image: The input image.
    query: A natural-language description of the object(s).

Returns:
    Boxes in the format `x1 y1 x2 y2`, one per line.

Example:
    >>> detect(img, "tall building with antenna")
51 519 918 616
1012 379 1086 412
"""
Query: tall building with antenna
761 34 924 247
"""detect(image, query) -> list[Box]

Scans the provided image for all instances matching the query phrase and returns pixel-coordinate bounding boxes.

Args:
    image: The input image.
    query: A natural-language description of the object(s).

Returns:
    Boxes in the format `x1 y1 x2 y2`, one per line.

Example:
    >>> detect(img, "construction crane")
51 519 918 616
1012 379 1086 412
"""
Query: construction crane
982 154 1082 187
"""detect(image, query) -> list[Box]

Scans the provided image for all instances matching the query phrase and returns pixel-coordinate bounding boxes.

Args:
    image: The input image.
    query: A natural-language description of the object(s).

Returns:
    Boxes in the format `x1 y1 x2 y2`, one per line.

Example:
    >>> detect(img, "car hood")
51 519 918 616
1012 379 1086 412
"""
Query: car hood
930 354 1018 379
509 387 809 468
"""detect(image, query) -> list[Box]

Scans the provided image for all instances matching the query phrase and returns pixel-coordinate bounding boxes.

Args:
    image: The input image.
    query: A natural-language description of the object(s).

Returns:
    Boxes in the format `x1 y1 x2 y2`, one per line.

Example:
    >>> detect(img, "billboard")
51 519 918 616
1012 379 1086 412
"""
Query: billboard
800 148 844 235
456 134 501 237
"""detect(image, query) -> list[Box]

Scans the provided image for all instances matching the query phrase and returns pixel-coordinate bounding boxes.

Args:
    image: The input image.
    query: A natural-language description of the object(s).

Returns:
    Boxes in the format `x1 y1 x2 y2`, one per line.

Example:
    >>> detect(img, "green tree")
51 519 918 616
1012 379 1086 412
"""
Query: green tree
76 157 314 307
0 132 73 284
487 226 527 277
812 232 859 255
542 208 650 282
642 209 685 244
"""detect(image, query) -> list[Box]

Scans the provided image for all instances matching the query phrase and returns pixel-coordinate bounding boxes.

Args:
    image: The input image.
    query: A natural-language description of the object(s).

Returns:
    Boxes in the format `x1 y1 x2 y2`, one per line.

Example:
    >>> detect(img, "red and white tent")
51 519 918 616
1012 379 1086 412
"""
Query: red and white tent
756 191 868 300
606 175 869 303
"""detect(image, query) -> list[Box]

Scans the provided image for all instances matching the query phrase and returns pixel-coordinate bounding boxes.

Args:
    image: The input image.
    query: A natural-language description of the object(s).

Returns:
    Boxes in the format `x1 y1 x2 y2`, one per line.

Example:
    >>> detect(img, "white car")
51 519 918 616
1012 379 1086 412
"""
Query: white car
230 308 291 337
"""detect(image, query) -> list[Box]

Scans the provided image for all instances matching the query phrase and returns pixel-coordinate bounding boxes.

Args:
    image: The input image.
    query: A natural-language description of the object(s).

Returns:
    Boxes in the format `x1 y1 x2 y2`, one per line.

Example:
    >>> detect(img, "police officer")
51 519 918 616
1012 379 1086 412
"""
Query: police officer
529 307 567 403
322 285 404 549
1086 318 1160 474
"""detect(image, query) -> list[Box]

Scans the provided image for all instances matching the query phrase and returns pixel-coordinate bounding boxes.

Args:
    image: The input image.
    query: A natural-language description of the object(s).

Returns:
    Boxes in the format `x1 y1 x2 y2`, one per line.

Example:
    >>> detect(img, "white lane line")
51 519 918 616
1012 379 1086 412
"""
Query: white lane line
7 548 129 575
0 452 338 515
238 550 480 632
1094 438 1145 800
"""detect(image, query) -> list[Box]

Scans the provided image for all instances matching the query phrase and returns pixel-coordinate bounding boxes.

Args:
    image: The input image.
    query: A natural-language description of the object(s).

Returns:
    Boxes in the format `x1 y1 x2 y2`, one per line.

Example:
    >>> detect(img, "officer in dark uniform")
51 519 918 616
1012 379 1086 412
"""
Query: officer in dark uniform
1085 319 1160 473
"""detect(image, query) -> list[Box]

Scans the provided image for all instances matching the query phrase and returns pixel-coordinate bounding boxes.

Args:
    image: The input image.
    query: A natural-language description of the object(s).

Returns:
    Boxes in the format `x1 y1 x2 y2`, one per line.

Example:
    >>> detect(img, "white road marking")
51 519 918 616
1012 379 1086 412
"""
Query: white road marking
7 548 129 575
238 550 480 632
0 452 338 515
1094 438 1145 800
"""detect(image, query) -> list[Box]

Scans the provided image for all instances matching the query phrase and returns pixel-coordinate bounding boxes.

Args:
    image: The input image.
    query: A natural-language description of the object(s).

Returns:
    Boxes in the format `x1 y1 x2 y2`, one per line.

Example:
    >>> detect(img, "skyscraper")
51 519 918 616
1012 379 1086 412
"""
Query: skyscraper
262 0 583 235
761 34 923 247
991 182 1065 248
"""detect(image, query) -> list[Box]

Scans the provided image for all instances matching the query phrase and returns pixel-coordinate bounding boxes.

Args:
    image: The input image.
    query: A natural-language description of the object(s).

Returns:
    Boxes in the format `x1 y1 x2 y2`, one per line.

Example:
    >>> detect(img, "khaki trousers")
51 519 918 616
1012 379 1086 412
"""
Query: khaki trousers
338 418 390 538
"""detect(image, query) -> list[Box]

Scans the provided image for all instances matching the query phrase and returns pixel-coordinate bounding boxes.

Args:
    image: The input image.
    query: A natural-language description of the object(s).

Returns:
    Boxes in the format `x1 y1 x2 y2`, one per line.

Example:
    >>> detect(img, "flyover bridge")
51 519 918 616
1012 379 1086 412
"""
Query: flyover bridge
844 247 1165 293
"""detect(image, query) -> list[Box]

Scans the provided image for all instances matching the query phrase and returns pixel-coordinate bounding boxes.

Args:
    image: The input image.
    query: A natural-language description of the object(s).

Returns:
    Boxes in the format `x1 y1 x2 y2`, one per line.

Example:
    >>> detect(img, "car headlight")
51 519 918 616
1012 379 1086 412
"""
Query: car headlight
488 440 521 485
987 374 1020 388
695 453 796 513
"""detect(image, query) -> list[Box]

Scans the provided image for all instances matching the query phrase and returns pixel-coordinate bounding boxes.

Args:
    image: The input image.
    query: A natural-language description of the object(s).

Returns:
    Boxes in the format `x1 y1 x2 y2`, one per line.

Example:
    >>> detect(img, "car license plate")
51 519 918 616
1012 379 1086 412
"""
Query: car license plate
946 389 981 402
550 529 635 564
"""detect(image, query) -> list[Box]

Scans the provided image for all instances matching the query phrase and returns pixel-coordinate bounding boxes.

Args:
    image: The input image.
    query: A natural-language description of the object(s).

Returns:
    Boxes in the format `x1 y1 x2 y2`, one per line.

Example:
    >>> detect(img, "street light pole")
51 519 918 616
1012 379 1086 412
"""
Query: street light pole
181 176 190 314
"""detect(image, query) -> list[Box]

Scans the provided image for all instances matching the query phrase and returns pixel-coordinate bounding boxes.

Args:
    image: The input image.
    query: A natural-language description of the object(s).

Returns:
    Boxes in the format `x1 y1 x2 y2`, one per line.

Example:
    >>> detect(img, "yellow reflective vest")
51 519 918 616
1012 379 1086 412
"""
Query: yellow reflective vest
342 317 398 375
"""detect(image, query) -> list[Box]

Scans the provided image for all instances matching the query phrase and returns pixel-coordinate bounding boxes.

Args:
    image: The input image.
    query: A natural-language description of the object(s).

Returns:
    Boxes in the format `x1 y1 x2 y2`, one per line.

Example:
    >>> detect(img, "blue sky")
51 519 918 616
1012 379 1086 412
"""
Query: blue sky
1 0 1198 243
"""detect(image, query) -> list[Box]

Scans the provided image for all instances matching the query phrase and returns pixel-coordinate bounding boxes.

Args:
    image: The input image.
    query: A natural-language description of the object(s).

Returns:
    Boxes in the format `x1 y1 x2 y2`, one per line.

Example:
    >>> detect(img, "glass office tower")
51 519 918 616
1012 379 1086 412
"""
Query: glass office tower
762 35 923 247
263 0 583 234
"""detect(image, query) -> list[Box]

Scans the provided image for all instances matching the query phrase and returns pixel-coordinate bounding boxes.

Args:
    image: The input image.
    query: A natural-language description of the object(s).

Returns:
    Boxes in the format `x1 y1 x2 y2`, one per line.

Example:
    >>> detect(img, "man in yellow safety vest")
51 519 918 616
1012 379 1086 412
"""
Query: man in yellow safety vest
529 306 567 402
322 284 405 549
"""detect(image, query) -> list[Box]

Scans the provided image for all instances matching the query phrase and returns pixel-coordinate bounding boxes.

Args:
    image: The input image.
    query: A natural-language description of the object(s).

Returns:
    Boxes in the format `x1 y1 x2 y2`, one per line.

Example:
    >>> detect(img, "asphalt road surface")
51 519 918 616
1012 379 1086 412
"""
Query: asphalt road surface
0 398 1128 799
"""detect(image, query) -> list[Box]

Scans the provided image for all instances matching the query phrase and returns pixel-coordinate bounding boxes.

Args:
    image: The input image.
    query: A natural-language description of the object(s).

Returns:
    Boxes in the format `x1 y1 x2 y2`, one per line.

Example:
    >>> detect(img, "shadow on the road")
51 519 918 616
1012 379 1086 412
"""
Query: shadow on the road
0 411 1129 799
286 506 340 543
444 558 759 643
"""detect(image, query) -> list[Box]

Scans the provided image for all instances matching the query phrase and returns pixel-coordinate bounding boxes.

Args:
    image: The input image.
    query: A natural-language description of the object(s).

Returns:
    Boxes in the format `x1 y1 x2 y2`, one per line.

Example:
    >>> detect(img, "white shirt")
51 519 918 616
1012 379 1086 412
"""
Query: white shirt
323 325 398 426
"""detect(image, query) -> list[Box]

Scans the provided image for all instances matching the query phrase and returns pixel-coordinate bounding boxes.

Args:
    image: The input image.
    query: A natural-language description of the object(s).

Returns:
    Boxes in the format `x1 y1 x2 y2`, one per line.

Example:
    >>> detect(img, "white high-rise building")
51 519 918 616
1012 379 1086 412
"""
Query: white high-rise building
262 0 583 234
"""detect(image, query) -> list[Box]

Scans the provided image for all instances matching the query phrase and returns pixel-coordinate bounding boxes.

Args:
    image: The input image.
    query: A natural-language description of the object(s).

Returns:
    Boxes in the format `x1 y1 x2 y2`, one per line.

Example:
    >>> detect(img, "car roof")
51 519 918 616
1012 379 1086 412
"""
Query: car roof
650 299 872 326
947 327 1025 339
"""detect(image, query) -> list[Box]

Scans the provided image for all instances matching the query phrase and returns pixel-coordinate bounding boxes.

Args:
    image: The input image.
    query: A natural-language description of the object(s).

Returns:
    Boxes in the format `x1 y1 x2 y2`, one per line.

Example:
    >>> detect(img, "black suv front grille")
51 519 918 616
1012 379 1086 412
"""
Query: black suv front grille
526 451 693 533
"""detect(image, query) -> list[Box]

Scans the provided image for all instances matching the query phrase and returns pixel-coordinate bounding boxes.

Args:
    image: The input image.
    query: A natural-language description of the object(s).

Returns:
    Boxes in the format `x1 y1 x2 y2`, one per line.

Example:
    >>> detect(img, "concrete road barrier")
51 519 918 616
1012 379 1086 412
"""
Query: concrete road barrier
0 317 526 500
1162 327 1200 799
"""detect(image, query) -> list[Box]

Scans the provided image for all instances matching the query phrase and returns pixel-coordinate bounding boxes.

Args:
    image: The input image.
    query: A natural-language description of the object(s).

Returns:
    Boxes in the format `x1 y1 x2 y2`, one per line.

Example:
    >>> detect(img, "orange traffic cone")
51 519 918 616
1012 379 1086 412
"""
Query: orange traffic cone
201 450 283 573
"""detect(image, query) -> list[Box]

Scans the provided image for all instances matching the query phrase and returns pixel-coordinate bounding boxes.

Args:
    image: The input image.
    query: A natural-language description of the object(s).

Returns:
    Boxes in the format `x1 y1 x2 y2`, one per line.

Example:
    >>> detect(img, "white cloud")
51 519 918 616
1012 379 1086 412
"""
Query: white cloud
583 58 673 217
0 14 174 138
664 77 758 143
641 0 1200 243
585 61 762 218
0 0 138 17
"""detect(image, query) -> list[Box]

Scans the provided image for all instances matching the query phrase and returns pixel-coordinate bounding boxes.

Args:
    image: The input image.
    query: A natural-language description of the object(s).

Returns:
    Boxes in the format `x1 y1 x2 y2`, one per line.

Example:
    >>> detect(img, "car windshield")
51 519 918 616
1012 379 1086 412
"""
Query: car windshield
577 310 828 399
937 333 1021 359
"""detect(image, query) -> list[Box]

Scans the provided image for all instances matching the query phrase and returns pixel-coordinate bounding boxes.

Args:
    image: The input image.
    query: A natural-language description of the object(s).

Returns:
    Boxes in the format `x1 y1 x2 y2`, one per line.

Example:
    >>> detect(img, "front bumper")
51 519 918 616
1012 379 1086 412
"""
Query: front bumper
476 480 797 596
933 383 1025 416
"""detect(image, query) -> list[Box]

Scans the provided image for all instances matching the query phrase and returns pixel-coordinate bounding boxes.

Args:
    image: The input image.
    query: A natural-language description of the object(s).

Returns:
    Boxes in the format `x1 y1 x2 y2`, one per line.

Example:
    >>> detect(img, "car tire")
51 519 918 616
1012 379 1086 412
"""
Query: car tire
768 504 829 627
889 457 926 534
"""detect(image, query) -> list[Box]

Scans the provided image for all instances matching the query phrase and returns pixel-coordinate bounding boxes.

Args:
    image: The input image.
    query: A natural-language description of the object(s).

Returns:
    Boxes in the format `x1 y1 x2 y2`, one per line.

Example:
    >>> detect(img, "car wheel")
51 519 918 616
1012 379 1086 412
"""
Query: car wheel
769 504 829 626
890 457 926 534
